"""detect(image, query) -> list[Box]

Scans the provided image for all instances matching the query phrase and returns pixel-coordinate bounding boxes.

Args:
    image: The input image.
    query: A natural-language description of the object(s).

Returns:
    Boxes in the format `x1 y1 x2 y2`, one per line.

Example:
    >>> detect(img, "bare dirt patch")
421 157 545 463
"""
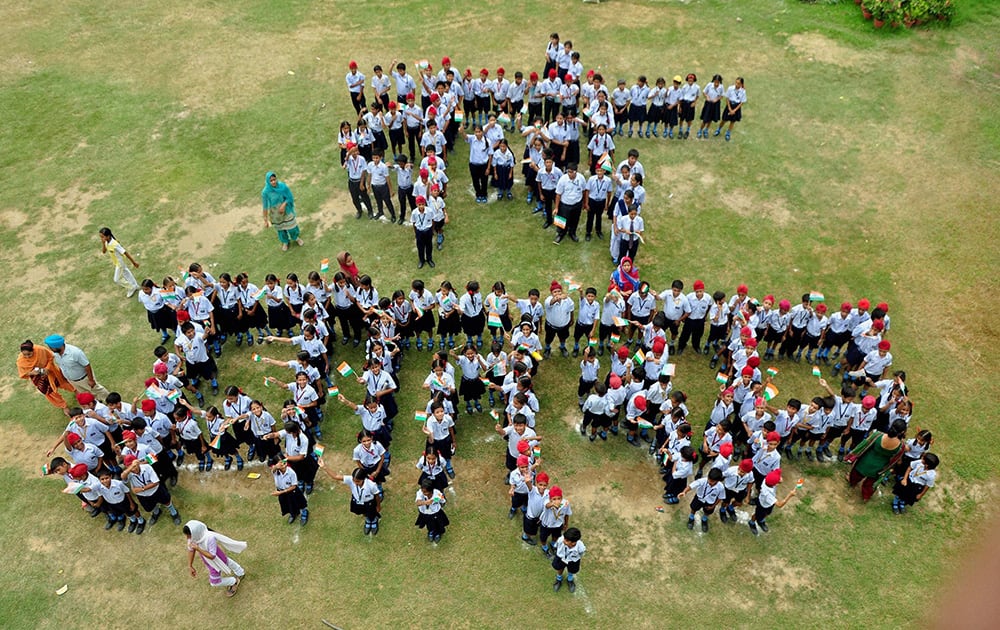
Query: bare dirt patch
789 33 868 69
719 189 793 226
312 187 361 239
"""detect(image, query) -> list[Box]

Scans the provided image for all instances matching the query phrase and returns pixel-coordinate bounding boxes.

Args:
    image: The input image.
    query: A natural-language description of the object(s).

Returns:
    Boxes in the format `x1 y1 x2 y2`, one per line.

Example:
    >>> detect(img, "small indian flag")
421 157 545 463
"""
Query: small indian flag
763 383 780 402
588 337 598 348
252 354 262 362
337 362 354 377
812 365 822 377
490 409 500 421
167 389 182 403
497 112 511 126
320 258 330 273
493 362 506 377
263 377 271 387
532 447 541 458
41 465 49 476
632 349 645 365
480 376 491 386
716 372 729 384
431 376 445 389
313 444 325 458
487 312 502 328
414 411 428 422
612 316 629 328
62 482 85 495
610 333 621 344
796 478 805 489
517 344 529 353
178 266 190 281
766 367 779 377
190 290 204 299
809 292 825 302
144 386 159 399
413 304 425 318
638 419 654 430
209 433 222 450
144 453 158 465
454 111 464 123
553 215 567 229
162 293 180 302
328 386 339 397
441 294 453 307
253 287 267 300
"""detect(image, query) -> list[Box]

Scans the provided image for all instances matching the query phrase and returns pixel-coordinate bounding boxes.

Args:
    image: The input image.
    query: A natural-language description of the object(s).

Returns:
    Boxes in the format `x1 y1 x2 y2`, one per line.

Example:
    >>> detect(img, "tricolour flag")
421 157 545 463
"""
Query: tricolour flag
612 316 629 328
253 287 267 301
41 465 49 476
763 383 780 402
809 292 825 302
313 444 325 458
553 215 567 229
716 372 729 384
413 304 425 318
490 409 500 421
328 386 339 397
252 354 262 362
632 349 645 365
209 433 222 450
588 337 598 348
480 376 491 386
167 389 181 402
414 411 428 422
320 258 330 273
812 366 822 377
497 112 511 126
795 478 805 489
431 376 445 389
263 377 271 387
337 362 354 377
766 367 779 377
144 453 158 465
493 362 506 377
638 420 654 430
62 482 85 495
610 333 621 344
454 111 465 123
487 312 502 328
532 447 541 458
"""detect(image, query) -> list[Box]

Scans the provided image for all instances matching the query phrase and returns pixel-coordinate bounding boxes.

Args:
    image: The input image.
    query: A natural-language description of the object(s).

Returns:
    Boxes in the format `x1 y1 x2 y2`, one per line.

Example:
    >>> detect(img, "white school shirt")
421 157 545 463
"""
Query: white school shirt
135 428 163 454
176 415 203 441
863 350 893 376
703 83 725 101
616 214 644 241
403 104 424 128
425 414 454 441
355 405 387 432
215 284 238 309
537 166 563 191
649 86 668 106
611 87 629 107
686 292 712 320
627 292 655 318
346 70 365 94
666 85 682 106
177 332 209 363
492 148 515 168
672 458 693 480
629 84 650 107
416 455 445 480
465 134 491 164
385 110 403 131
758 483 778 509
185 272 216 299
853 407 877 432
709 302 731 326
409 289 436 314
806 313 829 336
704 428 733 455
642 352 668 381
768 311 791 333
526 486 547 519
345 475 379 503
96 478 130 505
284 283 306 308
585 173 612 205
645 381 671 408
67 418 109 447
417 489 446 515
273 467 298 491
436 290 458 317
555 537 586 563
690 478 726 505
504 425 537 457
579 358 600 382
828 312 851 334
609 353 632 380
509 468 530 494
354 286 379 312
544 296 574 328
752 449 781 475
541 78 562 100
186 295 214 321
582 393 608 415
291 335 325 359
508 80 527 103
367 161 390 186
540 500 572 528
411 207 434 231
138 290 166 312
346 154 367 180
247 410 276 437
908 460 936 487
126 464 160 497
510 330 542 353
459 291 483 317
659 291 691 321
680 82 701 102
516 299 544 326
484 293 508 317
774 410 799 437
493 78 510 100
287 382 318 409
277 429 310 458
237 283 262 310
391 164 413 189
577 299 599 326
723 467 754 493
455 355 483 380
831 397 858 429
725 85 747 105
555 173 586 205
353 441 386 468
371 73 391 97
790 304 812 329
808 410 832 434
392 70 415 97
559 82 579 106
601 297 626 326
709 400 734 427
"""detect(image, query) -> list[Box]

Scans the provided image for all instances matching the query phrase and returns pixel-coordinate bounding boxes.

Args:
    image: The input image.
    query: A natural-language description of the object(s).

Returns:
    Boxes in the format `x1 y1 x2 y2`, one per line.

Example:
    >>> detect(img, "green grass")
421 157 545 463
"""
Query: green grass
1 0 999 628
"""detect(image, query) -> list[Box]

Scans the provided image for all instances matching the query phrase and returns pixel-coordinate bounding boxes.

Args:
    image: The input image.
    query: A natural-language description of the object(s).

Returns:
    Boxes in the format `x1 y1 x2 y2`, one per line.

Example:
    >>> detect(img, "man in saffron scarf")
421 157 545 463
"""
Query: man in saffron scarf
16 340 75 414
262 171 304 251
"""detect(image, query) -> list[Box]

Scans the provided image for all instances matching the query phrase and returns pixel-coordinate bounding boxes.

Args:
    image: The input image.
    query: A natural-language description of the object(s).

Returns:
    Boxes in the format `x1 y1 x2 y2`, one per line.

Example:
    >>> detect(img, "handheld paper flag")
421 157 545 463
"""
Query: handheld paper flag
766 367 779 377
553 215 567 229
716 372 729 384
487 312 502 328
313 444 325 458
763 383 780 402
812 366 822 377
320 258 330 273
337 362 354 377
414 411 428 422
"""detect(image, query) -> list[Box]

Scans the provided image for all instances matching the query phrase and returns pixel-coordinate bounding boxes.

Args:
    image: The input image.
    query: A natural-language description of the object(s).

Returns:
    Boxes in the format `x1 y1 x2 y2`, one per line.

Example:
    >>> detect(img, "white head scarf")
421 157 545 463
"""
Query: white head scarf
185 520 248 574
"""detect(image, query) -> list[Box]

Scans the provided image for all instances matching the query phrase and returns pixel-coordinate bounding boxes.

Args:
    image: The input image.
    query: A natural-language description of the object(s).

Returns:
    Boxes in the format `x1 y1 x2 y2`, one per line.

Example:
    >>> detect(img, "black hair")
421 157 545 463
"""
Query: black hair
923 453 940 470
180 322 194 333
99 227 115 239
563 527 582 543
131 418 147 430
284 420 301 434
707 468 723 482
296 351 310 362
718 419 731 432
763 420 776 432
68 406 83 417
627 148 639 158
225 385 241 397
787 398 802 411
671 279 684 291
420 478 435 492
351 467 367 482
841 385 857 398
680 445 697 463
106 392 122 405
888 419 908 439
822 396 837 411
411 279 425 292
713 290 726 302
512 413 527 426
48 457 69 471
593 382 607 396
153 346 167 358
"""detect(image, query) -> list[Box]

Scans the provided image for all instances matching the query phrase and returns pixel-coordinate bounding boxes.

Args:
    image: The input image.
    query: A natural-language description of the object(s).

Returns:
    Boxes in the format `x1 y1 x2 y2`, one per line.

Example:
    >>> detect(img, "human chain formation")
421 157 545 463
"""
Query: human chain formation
22 36 939 598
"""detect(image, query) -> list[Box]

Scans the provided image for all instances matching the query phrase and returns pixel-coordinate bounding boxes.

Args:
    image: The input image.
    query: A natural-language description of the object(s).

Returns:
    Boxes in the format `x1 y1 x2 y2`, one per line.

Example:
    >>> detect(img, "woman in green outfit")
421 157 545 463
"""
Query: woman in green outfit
262 171 304 251
847 418 907 501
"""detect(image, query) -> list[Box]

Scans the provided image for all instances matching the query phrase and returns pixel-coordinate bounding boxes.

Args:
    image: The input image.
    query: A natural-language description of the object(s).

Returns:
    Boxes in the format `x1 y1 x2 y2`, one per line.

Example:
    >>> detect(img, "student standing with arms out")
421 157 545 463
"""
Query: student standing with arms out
261 172 304 251
98 227 140 297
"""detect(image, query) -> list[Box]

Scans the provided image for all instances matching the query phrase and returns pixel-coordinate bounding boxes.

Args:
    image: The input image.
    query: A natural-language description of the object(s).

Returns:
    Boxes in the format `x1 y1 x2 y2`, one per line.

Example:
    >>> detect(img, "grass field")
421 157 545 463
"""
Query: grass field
2 0 999 628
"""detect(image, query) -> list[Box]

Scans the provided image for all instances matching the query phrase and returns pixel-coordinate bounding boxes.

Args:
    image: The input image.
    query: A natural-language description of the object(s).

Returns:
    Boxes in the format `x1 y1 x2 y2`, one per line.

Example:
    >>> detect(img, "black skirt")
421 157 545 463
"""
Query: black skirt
350 498 379 519
209 431 239 456
268 303 293 332
415 510 450 531
147 306 177 332
216 306 239 334
238 303 268 332
459 376 486 400
437 311 461 335
461 312 486 337
278 487 308 516
418 472 449 492
700 100 721 123
288 455 318 485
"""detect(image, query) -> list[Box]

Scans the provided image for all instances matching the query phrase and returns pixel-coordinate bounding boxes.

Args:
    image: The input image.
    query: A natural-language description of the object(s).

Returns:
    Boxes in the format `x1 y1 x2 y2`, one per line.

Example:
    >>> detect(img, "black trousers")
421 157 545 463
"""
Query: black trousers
348 180 372 216
586 200 605 236
469 162 489 198
678 318 706 351
556 201 583 237
415 228 434 264
372 184 396 219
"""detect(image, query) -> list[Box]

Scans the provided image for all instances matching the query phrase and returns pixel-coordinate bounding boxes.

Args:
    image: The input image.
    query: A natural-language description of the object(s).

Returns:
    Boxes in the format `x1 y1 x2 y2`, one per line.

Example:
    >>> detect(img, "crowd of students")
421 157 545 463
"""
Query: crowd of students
36 37 939 597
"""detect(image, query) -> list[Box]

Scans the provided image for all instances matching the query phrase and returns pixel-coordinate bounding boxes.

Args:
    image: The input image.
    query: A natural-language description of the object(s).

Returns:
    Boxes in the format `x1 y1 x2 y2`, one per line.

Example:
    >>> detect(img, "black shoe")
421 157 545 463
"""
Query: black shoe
116 519 126 532
569 234 579 243
567 580 576 593
135 521 146 535
104 518 115 530
585 234 591 242
720 509 729 523
596 232 603 240
427 261 435 268
572 347 579 357
759 521 769 533
149 510 161 525
418 262 424 269
701 519 709 533
288 514 296 524
128 520 137 534
552 235 562 244
172 512 182 526
687 519 695 530
553 579 563 592
542 222 552 229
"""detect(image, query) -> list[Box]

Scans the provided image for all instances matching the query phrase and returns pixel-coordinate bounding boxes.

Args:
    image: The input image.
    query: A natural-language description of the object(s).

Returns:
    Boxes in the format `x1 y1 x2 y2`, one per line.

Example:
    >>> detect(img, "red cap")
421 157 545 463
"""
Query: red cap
388 101 396 109
480 68 489 76
516 439 531 454
755 397 766 407
739 458 754 473
587 69 595 77
564 73 573 82
722 387 735 396
840 301 852 311
497 67 505 75
862 395 877 408
740 326 752 337
633 395 647 411
764 294 775 303
464 68 472 77
69 463 89 479
122 430 137 441
548 69 557 78
766 431 781 443
75 392 95 405
415 195 427 205
406 92 416 100
144 377 158 388
153 362 168 375
779 299 791 310
441 56 451 66
720 442 733 457
516 454 530 467
550 280 562 292
877 302 889 313
741 366 754 377
616 346 629 361
427 106 437 116
765 469 782 486
529 71 539 80
652 337 666 354
747 356 760 368
878 340 891 351
418 168 429 178
429 184 441 193
745 338 758 348
693 280 705 290
348 61 358 69
549 485 563 498
536 472 550 484
609 374 622 389
427 156 437 166
816 303 828 313
429 93 439 102
737 284 748 294
872 320 884 331
857 299 870 310
66 433 82 445
123 454 138 467
141 399 156 412
176 310 190 322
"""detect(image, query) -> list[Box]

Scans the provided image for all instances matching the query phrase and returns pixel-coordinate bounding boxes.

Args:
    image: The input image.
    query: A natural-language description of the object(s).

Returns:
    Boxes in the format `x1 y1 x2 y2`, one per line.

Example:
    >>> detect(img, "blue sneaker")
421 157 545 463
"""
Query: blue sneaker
725 131 731 142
